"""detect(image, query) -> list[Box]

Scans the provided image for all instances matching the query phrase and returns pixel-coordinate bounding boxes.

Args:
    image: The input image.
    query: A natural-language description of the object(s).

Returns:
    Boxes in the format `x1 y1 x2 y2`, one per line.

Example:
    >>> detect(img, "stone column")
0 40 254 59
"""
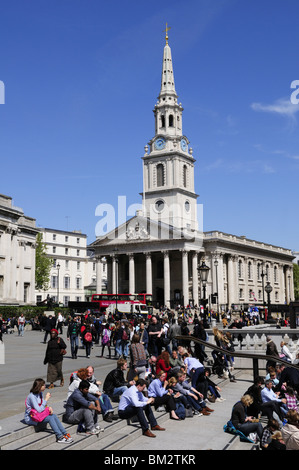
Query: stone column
181 249 189 307
129 253 135 293
192 251 199 307
96 257 102 294
163 250 170 308
145 252 152 295
212 252 224 308
227 255 236 307
112 255 117 294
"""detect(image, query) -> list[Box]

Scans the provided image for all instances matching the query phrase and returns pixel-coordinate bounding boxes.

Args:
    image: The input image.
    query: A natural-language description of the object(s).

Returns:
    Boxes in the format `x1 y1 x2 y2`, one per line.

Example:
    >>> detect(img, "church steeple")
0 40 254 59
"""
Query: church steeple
159 24 177 99
142 27 199 232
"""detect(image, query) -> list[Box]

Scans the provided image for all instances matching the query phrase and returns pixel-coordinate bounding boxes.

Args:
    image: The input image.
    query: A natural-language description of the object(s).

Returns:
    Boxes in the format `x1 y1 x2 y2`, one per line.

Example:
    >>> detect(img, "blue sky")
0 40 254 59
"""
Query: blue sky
1 0 299 251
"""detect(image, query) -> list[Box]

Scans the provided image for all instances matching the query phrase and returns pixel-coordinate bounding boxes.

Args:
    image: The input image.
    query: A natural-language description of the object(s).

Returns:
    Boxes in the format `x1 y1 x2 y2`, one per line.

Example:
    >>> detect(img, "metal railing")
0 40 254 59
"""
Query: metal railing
175 335 299 380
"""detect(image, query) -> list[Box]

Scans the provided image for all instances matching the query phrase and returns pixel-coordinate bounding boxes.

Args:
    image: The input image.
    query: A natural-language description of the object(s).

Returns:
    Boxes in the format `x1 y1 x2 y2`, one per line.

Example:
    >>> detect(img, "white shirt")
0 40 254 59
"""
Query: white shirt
184 357 203 375
118 385 148 410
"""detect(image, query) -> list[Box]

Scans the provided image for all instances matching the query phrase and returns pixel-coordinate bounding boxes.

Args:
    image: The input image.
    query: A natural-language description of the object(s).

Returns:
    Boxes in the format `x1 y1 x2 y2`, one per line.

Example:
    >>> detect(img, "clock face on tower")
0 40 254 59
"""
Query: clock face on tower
154 137 166 150
180 138 187 152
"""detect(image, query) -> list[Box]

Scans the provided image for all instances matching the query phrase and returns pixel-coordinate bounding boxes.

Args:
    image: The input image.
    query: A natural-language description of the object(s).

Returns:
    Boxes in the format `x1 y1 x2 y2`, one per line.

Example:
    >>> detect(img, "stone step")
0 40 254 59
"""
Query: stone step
0 408 169 451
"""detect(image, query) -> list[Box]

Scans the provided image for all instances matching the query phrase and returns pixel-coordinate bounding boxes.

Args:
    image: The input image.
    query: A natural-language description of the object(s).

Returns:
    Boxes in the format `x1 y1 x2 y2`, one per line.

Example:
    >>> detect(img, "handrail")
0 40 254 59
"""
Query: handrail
175 335 299 380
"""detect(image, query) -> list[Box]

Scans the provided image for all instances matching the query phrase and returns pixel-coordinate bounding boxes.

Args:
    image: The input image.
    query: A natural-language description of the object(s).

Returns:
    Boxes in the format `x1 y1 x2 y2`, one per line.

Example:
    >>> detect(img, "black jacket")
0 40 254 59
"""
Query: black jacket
44 337 66 365
103 368 127 395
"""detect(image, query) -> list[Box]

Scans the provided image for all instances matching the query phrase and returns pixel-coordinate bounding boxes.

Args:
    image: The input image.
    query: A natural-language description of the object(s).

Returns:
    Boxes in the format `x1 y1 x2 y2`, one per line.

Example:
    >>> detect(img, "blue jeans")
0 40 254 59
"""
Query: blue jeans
115 339 122 357
18 325 25 336
99 394 114 416
43 413 67 439
111 386 127 401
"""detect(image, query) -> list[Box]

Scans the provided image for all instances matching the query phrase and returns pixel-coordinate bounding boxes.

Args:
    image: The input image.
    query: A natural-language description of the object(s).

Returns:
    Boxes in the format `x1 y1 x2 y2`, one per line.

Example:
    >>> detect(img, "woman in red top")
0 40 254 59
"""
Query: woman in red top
156 351 172 377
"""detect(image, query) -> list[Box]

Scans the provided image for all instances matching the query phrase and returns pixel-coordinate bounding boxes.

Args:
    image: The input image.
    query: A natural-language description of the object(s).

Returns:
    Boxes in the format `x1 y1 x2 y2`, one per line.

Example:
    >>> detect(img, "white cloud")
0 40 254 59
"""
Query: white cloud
251 97 299 121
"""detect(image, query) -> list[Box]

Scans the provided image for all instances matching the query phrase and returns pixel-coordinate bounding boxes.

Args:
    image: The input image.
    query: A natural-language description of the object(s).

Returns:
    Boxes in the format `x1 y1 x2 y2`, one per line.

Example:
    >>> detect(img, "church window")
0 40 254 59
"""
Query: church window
161 115 165 128
169 114 174 127
157 164 165 187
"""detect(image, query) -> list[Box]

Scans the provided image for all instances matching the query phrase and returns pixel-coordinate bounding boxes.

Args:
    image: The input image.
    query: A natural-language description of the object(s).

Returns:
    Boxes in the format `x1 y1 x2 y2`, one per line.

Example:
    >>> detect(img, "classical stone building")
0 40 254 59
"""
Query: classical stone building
0 194 39 305
89 33 294 312
35 228 107 306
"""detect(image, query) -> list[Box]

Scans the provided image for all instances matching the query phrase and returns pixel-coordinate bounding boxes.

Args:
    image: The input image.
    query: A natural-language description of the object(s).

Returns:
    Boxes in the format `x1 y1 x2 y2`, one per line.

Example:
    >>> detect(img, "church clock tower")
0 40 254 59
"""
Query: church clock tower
142 25 199 231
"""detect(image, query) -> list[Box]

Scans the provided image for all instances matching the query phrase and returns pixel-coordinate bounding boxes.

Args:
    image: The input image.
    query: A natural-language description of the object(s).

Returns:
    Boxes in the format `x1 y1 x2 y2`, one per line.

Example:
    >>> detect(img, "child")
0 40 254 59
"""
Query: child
285 387 298 412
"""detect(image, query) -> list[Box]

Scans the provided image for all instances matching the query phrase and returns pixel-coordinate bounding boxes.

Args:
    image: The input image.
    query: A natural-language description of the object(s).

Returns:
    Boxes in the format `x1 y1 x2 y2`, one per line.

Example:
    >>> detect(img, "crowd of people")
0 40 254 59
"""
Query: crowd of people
227 335 299 450
21 310 299 449
24 311 231 442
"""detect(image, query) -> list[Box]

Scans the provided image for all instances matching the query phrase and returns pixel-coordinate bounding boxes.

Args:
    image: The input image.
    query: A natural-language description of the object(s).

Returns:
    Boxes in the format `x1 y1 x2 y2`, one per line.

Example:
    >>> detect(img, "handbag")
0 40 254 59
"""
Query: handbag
25 398 50 422
30 407 50 422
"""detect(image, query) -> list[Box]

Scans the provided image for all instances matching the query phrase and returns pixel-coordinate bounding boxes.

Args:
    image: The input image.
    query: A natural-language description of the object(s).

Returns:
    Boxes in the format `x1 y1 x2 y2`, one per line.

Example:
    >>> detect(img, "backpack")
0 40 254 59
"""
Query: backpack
102 329 110 345
175 401 186 420
122 328 128 341
84 331 93 342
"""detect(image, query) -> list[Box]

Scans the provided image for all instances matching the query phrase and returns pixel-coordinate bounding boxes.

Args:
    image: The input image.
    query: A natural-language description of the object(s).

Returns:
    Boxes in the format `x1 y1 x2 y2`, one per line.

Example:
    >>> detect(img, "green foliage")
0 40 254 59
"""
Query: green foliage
0 305 69 321
35 232 53 291
293 263 299 300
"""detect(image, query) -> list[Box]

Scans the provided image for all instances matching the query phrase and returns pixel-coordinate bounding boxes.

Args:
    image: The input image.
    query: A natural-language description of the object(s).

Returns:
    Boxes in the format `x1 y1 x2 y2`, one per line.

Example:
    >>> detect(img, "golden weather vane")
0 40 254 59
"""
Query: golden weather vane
164 23 171 45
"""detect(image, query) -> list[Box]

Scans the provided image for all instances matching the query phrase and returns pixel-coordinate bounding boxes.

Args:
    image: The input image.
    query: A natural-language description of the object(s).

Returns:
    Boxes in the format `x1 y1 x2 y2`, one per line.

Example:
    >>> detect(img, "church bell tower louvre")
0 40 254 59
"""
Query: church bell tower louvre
142 25 199 232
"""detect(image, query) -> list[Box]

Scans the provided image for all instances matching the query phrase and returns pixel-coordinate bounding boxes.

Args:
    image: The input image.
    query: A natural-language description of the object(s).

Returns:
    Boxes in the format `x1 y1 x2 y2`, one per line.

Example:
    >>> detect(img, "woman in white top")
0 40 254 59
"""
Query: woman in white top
280 341 293 363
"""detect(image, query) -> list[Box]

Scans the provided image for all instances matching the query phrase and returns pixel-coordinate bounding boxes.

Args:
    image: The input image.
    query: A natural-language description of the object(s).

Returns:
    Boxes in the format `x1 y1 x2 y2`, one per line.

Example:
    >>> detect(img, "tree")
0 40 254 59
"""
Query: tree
35 232 53 291
293 263 299 301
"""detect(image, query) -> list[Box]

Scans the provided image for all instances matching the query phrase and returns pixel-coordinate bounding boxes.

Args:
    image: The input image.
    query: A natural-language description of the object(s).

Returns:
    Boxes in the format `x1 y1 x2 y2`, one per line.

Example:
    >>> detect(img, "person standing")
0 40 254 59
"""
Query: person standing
18 313 26 336
43 315 57 343
44 329 67 389
67 316 81 359
147 316 163 357
57 312 64 335
265 336 280 371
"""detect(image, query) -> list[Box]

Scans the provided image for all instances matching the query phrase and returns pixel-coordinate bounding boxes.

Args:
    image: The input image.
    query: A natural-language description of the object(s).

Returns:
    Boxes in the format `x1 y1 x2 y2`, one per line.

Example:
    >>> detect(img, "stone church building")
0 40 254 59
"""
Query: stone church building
89 32 294 312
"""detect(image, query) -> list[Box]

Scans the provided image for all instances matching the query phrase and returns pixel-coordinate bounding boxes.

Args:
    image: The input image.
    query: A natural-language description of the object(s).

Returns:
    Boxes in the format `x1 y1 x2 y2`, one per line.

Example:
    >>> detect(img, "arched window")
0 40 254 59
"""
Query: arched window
169 114 174 127
161 115 165 128
183 165 187 188
157 164 165 187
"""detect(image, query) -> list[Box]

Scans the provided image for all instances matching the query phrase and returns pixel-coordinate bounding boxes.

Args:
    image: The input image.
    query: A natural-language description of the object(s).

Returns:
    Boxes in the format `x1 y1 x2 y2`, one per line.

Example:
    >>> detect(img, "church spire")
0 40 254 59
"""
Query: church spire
159 23 177 99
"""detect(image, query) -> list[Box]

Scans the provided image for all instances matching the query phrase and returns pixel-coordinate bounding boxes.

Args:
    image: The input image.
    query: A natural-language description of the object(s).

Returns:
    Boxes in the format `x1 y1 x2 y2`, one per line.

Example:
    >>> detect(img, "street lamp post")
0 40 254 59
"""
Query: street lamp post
57 263 60 305
197 259 210 321
265 281 273 321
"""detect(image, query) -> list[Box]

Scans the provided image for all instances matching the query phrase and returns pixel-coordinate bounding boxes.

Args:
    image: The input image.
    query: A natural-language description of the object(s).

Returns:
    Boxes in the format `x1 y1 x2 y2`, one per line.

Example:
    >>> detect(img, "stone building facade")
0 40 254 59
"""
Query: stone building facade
0 194 39 305
89 34 294 311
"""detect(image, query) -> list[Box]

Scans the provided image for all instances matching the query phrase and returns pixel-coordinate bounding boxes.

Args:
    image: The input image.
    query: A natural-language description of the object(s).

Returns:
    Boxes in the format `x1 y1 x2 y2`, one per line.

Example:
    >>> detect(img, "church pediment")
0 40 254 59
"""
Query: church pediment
89 213 199 249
